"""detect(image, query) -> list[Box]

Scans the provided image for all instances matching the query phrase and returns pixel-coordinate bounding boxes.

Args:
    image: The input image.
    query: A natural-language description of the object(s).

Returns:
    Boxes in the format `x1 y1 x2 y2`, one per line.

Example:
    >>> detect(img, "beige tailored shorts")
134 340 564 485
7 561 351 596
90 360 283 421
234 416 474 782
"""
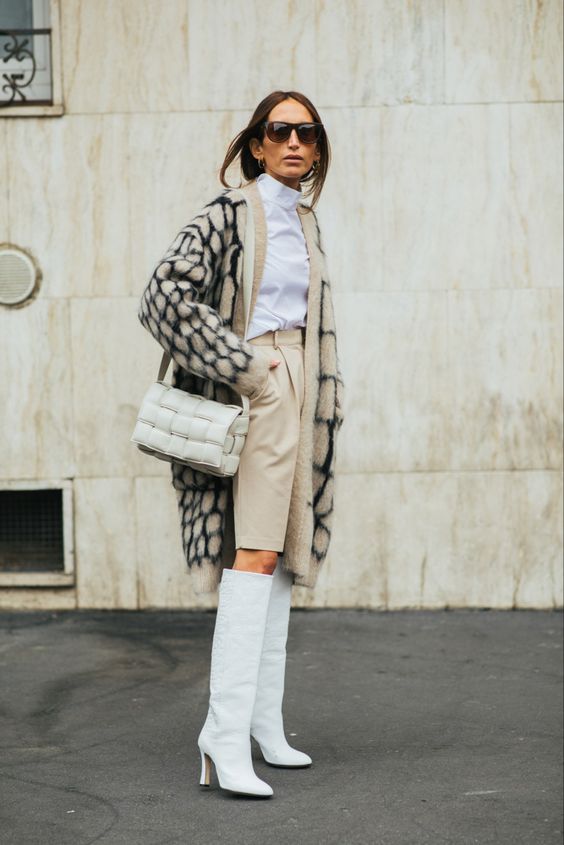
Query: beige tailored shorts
232 327 305 552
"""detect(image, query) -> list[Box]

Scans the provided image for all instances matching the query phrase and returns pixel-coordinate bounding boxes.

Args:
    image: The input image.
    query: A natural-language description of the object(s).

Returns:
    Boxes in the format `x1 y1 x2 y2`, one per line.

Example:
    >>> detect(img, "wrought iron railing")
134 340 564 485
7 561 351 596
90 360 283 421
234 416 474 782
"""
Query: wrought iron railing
0 28 53 106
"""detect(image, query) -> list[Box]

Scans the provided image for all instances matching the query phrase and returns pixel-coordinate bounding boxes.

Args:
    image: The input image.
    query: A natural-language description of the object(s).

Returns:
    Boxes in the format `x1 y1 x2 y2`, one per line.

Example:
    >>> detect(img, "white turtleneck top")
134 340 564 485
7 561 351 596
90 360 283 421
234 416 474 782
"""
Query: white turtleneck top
246 172 310 340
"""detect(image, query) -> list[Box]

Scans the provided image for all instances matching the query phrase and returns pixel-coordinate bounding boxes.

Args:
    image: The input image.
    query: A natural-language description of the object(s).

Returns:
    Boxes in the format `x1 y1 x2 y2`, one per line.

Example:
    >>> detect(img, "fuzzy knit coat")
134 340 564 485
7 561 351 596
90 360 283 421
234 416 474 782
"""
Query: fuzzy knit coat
137 177 344 594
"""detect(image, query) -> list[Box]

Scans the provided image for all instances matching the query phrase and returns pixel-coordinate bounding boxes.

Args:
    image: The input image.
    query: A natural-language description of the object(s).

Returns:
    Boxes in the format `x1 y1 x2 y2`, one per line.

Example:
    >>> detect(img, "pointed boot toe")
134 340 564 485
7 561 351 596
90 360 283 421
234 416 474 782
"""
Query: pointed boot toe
253 734 313 768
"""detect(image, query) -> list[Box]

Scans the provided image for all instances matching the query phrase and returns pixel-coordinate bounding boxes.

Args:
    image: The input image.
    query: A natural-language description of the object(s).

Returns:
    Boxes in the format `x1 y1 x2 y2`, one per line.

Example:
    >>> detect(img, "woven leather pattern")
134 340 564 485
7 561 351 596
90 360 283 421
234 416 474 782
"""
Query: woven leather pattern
131 382 249 477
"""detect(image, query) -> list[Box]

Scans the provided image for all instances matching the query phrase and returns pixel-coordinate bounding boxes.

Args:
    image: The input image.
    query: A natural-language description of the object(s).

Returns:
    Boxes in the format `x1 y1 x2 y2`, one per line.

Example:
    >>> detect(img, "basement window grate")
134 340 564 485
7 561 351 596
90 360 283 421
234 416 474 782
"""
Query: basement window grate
0 488 64 572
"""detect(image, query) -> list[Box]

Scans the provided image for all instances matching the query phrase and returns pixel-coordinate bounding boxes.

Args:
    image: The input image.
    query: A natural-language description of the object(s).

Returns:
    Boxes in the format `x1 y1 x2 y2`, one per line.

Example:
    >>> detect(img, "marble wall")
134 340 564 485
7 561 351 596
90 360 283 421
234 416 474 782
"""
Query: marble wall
0 0 562 610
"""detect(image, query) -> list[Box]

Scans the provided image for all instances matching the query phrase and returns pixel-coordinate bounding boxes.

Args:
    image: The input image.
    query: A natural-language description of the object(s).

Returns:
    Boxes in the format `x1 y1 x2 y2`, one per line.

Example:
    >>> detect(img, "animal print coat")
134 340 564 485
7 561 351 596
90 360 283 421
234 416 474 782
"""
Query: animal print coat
137 178 344 594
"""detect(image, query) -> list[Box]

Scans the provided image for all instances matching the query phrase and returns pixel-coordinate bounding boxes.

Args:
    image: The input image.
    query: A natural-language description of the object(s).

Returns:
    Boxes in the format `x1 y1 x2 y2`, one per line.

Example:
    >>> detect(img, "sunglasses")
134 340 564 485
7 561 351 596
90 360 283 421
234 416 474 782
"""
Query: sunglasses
262 121 324 145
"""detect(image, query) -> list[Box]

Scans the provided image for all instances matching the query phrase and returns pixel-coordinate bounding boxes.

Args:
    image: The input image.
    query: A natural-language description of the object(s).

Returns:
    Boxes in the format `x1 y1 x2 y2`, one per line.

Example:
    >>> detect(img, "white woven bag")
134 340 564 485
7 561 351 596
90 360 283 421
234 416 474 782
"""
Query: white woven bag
130 189 256 478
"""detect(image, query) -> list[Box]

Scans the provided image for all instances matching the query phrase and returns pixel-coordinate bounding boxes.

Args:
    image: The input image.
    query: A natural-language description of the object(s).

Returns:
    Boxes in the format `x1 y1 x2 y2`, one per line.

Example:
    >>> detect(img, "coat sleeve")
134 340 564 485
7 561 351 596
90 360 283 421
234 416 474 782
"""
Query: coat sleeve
137 194 269 399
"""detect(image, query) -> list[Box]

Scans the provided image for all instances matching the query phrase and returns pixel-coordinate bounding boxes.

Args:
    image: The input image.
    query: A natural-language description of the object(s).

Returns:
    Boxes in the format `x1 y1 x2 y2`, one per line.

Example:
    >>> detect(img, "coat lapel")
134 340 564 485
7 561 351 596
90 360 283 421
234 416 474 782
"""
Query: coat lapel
232 180 267 339
282 201 323 578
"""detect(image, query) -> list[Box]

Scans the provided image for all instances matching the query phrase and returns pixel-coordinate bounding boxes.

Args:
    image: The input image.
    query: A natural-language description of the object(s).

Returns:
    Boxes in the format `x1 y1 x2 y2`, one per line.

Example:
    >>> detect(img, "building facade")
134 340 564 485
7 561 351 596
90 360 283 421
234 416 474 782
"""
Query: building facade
0 0 562 610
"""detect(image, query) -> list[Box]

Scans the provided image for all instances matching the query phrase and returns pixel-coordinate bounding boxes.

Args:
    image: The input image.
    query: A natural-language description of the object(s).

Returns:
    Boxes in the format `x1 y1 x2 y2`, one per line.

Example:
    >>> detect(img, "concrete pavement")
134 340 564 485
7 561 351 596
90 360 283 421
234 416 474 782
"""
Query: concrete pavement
0 608 562 845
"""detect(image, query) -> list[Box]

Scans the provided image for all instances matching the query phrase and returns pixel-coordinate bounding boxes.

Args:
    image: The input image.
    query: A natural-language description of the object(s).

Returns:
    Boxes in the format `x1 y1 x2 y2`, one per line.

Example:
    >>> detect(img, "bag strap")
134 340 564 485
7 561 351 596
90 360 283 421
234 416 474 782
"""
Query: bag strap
155 189 255 404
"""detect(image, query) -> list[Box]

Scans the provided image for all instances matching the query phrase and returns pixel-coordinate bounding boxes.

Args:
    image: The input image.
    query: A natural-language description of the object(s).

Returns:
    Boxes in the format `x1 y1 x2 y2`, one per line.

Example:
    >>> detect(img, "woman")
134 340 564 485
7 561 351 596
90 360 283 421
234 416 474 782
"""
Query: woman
138 90 344 798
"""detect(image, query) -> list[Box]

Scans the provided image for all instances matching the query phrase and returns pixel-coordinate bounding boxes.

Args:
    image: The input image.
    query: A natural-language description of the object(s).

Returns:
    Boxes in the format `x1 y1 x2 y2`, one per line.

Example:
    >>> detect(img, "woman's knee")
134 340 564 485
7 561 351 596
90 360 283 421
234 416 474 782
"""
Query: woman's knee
233 549 278 575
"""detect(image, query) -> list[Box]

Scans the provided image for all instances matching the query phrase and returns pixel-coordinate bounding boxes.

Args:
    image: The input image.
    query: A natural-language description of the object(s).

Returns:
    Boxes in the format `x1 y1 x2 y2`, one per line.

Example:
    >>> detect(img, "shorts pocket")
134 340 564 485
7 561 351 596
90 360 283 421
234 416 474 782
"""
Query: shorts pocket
250 366 272 402
249 348 273 401
249 346 284 402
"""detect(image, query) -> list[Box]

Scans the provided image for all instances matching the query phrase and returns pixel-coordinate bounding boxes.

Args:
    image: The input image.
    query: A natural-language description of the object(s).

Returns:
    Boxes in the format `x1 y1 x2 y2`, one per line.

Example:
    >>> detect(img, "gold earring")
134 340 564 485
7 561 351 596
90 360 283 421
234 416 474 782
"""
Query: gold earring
312 160 319 172
258 158 265 169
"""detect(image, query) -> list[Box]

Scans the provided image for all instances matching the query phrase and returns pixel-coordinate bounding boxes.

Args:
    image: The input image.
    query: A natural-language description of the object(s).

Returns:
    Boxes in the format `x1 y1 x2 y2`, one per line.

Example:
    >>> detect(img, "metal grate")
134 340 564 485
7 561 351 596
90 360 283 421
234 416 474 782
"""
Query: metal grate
0 489 64 572
0 28 54 106
0 248 37 305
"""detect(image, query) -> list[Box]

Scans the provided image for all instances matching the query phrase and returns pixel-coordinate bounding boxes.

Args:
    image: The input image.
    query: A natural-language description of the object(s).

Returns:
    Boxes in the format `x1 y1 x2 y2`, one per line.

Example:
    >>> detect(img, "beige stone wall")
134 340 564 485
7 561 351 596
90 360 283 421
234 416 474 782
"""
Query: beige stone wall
0 0 562 609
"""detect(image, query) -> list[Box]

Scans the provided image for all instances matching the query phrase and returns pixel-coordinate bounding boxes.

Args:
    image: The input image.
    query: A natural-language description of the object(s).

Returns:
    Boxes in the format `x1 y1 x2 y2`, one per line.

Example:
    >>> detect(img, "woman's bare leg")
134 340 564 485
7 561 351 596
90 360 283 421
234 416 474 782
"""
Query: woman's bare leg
233 549 278 576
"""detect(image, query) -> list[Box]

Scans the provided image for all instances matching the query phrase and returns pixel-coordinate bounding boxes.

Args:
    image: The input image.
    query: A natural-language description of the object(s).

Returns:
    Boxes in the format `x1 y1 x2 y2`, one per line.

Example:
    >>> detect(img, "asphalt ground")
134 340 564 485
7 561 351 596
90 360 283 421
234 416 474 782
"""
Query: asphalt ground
0 608 562 845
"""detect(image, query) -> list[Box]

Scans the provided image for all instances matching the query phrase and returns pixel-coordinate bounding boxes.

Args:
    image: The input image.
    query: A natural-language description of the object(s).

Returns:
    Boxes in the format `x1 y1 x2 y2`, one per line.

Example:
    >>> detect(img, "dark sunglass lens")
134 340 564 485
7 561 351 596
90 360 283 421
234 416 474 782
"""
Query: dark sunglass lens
269 122 291 141
298 124 319 143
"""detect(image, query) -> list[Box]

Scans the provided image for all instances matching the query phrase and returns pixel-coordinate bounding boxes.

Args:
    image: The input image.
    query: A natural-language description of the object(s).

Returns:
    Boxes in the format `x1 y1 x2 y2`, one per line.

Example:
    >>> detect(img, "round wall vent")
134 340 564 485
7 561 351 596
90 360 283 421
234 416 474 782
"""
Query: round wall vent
0 247 38 305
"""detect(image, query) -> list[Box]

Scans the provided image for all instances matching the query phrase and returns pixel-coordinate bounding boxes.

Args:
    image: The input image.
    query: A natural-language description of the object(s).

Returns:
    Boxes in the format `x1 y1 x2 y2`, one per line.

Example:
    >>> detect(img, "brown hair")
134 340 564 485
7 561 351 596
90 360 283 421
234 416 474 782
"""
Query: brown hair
218 90 331 214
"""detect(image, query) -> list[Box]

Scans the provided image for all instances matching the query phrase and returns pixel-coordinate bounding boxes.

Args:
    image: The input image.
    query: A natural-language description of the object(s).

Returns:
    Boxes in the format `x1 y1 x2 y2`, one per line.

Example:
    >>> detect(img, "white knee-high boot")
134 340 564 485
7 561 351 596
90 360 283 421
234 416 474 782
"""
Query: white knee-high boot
250 562 312 767
198 568 275 797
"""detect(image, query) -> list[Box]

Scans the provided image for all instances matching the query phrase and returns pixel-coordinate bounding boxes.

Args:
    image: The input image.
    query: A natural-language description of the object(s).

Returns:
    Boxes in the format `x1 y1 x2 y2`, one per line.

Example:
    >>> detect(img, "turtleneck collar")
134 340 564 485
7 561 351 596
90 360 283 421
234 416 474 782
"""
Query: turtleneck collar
256 172 302 210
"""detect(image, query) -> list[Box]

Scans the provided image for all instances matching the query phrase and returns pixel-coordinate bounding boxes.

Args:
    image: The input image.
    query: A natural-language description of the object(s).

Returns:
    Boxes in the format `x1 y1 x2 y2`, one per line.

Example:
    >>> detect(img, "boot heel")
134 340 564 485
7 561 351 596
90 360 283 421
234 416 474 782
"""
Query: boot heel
199 748 212 787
